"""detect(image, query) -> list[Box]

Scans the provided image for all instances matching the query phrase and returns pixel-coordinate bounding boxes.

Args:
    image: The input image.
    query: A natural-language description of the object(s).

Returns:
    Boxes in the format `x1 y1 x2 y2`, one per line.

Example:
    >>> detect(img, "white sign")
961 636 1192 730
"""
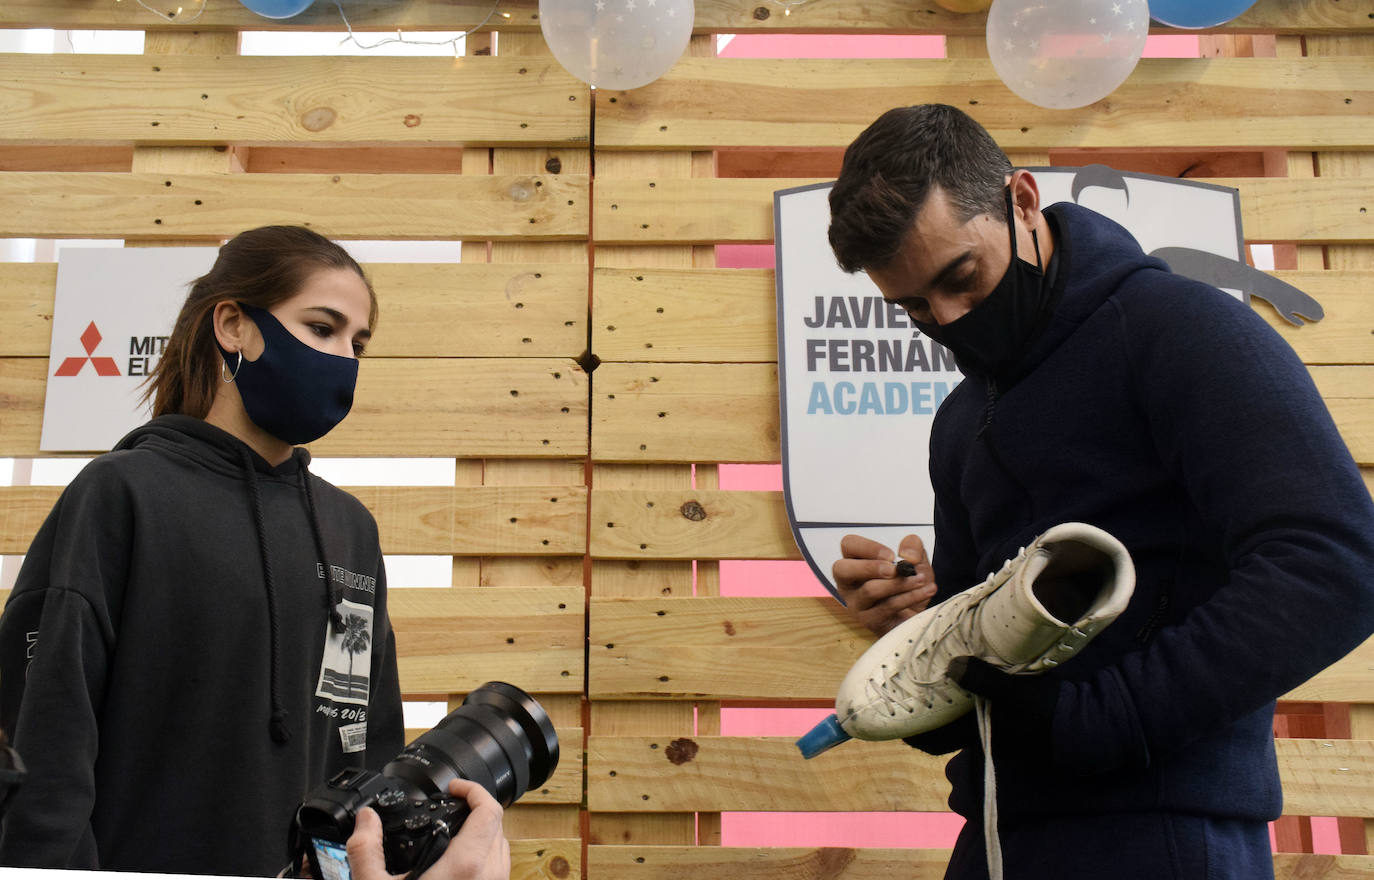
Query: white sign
776 166 1320 601
41 248 218 451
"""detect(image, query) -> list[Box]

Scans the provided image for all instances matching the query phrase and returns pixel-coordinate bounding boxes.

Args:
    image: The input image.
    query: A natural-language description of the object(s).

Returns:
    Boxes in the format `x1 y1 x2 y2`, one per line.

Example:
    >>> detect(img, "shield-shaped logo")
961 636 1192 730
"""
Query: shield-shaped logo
775 165 1323 600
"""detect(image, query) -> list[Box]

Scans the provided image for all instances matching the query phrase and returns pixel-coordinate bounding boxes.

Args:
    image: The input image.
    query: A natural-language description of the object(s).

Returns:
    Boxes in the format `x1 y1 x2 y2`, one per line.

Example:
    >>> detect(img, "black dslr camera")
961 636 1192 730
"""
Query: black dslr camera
292 682 559 880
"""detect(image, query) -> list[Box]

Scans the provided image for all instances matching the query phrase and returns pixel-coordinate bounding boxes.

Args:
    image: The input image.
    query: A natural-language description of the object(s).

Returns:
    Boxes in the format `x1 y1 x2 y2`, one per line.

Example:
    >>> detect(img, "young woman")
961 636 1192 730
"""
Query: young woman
0 226 405 875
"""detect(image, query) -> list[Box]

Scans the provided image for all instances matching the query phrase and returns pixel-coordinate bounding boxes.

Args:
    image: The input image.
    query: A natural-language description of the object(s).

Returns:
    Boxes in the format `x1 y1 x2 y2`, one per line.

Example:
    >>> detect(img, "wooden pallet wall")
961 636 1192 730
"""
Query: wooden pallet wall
1 2 1372 878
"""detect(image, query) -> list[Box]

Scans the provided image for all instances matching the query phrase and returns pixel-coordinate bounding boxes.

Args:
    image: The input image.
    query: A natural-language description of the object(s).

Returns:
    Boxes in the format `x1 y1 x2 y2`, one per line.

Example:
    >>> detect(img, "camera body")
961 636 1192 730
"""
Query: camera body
297 766 472 877
293 682 558 880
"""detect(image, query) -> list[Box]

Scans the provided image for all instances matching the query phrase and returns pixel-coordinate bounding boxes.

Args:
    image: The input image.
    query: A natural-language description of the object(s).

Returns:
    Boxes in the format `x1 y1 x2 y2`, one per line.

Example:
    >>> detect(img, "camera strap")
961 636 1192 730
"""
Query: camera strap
402 826 452 880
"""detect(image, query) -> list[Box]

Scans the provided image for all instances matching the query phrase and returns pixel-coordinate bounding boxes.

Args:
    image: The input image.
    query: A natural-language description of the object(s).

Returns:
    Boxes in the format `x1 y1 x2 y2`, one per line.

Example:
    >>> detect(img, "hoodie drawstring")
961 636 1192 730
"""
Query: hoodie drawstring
298 460 346 635
239 447 343 746
238 445 292 745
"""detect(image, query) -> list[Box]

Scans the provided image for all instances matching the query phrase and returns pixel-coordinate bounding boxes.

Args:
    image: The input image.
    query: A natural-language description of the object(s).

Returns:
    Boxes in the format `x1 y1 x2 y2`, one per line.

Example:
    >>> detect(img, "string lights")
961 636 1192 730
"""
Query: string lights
114 0 505 55
117 0 209 24
330 0 505 55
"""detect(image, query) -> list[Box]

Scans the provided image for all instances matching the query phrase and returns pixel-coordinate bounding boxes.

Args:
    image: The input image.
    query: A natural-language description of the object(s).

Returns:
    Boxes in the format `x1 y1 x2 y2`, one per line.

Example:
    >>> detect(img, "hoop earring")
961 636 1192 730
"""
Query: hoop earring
221 351 243 383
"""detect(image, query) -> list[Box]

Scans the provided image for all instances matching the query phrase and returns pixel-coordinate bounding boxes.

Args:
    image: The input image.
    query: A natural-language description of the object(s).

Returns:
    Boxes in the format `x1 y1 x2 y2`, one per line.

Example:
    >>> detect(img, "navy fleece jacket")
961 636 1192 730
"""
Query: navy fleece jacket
928 202 1374 823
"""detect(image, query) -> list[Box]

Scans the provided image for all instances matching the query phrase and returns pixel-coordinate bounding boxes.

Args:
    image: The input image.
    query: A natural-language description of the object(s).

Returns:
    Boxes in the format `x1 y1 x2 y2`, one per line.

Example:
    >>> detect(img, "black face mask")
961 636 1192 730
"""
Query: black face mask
914 187 1052 379
216 305 359 445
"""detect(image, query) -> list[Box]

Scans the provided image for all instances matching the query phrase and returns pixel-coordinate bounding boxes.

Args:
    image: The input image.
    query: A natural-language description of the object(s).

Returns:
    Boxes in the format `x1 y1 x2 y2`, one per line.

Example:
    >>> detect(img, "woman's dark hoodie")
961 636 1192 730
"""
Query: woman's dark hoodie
0 415 404 875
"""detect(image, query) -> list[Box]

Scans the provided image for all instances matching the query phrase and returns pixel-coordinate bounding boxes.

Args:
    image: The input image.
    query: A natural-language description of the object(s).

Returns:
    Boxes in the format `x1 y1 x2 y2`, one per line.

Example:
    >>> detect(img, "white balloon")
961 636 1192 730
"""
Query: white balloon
540 0 694 91
986 0 1149 110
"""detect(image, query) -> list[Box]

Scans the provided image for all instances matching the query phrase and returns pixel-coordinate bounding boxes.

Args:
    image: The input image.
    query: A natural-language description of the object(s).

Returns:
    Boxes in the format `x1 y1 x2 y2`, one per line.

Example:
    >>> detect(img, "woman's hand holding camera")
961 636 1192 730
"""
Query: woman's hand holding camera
346 779 511 880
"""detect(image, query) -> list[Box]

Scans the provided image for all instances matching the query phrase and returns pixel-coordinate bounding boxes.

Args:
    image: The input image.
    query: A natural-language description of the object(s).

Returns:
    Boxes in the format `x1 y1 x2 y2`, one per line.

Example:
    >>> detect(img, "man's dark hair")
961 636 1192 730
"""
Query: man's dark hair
828 104 1013 273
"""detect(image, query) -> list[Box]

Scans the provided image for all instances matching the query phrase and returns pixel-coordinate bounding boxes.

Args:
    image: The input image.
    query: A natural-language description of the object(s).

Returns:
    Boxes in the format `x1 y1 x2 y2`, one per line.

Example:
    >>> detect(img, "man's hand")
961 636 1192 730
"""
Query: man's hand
346 778 511 880
833 534 937 635
947 656 1058 761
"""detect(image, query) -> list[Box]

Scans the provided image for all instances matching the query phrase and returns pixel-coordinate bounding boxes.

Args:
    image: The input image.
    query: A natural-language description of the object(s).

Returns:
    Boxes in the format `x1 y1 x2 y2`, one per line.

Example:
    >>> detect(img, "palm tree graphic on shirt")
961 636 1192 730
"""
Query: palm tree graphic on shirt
341 613 371 701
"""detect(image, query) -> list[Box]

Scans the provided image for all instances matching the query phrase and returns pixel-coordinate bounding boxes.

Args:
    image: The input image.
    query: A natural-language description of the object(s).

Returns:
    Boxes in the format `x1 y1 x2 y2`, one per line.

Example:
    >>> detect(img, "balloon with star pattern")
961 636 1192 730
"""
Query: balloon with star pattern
986 0 1150 110
540 0 695 91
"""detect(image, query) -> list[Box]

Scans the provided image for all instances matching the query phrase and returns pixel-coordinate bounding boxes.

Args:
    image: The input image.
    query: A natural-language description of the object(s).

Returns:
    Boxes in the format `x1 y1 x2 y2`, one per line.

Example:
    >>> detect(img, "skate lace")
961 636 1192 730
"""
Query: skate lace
864 546 1028 717
978 696 1003 880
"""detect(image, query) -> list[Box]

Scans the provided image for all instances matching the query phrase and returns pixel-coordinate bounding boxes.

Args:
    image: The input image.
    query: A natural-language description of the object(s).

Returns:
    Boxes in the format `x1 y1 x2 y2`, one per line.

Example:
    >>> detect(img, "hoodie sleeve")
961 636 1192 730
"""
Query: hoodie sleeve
0 467 128 867
1052 276 1374 773
365 560 404 764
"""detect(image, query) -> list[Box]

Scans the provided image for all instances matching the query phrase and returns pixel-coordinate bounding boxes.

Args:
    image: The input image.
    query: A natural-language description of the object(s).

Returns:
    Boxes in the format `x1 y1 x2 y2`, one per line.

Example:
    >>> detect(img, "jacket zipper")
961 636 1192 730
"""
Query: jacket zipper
976 379 999 440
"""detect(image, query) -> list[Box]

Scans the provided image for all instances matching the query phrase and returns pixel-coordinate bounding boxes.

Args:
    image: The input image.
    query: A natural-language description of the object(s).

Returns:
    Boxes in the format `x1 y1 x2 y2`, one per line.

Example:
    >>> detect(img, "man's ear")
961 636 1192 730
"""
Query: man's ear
212 301 251 355
1008 168 1042 225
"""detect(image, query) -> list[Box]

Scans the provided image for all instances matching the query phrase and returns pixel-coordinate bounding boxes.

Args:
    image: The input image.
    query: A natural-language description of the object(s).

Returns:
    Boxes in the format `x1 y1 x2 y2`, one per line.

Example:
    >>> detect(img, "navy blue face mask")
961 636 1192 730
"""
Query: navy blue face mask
217 305 359 445
914 187 1052 379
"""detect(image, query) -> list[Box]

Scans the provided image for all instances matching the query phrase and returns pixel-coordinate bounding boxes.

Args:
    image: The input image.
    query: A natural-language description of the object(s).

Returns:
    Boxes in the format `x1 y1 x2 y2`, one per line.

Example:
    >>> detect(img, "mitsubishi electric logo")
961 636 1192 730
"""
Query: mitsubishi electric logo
40 245 215 452
54 321 121 377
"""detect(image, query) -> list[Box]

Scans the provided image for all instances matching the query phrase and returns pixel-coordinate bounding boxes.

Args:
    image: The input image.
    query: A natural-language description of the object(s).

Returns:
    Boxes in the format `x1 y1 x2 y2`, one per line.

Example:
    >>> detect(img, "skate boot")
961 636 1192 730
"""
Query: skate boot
797 522 1134 758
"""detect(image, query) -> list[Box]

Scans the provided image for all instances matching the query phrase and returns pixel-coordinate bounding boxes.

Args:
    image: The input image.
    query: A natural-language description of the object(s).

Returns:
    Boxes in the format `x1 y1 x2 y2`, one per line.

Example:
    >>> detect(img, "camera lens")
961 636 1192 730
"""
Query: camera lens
293 681 560 879
382 681 559 808
462 682 559 792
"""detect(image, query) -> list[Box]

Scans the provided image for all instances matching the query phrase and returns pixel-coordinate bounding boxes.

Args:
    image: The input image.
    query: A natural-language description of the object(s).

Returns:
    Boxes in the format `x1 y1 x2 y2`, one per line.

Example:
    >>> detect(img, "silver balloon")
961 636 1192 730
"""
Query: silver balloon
986 0 1149 110
539 0 694 91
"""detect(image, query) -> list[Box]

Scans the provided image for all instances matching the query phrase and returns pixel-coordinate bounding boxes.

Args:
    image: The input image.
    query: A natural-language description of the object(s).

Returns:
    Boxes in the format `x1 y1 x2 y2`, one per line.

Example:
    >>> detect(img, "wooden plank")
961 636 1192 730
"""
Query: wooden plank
478 37 593 592
125 32 244 247
0 55 586 147
1312 366 1374 467
592 267 1374 365
706 0 1374 36
512 840 580 880
391 586 583 695
0 357 587 457
0 265 61 358
591 363 778 463
1249 272 1374 364
595 58 1374 151
0 146 133 172
1304 31 1374 856
1286 636 1374 704
593 268 776 363
7 0 1372 35
590 596 864 700
364 264 586 357
587 363 1374 466
588 846 952 880
588 735 950 813
1283 739 1374 819
596 594 1374 704
588 847 1374 880
0 0 544 31
590 596 1374 703
424 30 591 843
588 36 719 843
593 176 1374 245
0 485 585 555
0 262 587 358
345 485 585 555
243 147 465 175
590 489 797 561
337 357 588 457
587 735 1374 817
0 172 589 241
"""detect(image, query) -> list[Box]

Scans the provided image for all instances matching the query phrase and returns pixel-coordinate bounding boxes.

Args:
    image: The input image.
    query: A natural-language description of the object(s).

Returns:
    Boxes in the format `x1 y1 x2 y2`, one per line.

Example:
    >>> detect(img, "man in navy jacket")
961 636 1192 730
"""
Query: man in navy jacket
828 103 1374 879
